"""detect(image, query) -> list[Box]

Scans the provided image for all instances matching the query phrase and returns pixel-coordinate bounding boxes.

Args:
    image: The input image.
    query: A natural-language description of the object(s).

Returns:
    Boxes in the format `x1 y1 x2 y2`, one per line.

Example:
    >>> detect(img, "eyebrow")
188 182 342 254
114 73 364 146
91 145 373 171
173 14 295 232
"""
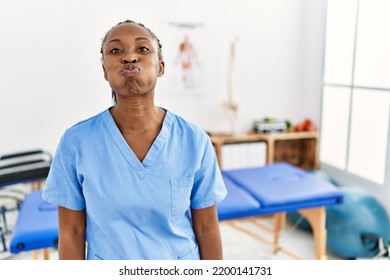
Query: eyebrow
106 37 152 44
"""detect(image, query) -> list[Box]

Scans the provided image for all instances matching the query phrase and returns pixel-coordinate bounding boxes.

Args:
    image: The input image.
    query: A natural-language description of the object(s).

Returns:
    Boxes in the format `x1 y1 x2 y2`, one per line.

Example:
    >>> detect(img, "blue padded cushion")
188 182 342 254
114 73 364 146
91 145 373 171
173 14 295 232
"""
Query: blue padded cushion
222 162 343 215
218 174 262 221
10 190 58 253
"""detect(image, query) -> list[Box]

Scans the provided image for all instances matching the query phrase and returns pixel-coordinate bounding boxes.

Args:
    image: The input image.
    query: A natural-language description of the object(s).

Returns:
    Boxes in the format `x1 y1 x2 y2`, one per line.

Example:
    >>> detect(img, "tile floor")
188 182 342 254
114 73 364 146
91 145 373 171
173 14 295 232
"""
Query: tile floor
220 218 343 260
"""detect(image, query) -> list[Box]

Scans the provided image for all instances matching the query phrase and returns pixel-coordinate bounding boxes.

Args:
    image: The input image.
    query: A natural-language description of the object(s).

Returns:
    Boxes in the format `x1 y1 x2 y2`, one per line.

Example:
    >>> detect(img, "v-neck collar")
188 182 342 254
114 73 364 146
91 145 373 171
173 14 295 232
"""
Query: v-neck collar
103 107 174 179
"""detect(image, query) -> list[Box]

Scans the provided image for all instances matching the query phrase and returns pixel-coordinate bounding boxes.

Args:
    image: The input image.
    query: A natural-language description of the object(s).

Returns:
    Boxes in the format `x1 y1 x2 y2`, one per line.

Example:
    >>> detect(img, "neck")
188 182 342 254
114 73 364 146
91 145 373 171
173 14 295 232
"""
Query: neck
110 97 164 132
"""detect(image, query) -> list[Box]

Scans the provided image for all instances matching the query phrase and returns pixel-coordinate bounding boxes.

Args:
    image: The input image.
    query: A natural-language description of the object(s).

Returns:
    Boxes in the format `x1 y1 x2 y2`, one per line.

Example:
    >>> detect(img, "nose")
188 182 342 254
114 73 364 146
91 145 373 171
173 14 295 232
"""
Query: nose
122 56 138 64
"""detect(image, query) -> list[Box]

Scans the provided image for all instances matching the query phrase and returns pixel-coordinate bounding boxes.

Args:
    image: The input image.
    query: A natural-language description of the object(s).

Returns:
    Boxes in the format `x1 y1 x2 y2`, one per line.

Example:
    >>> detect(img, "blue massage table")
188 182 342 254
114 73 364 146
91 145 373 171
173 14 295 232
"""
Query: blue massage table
9 190 58 259
217 162 344 259
0 150 57 259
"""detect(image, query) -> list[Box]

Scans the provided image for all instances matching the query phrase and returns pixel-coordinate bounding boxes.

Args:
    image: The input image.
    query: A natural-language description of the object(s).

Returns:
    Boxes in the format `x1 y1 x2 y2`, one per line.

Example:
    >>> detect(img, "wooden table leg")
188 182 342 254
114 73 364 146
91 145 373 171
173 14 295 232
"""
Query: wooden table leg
298 207 327 260
43 248 50 260
32 250 39 260
273 212 286 253
266 139 275 164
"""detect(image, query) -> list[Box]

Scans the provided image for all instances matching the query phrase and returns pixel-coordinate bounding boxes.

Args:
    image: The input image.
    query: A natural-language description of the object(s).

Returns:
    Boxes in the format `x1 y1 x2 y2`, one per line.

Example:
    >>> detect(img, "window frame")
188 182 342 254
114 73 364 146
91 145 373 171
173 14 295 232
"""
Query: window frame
320 0 390 190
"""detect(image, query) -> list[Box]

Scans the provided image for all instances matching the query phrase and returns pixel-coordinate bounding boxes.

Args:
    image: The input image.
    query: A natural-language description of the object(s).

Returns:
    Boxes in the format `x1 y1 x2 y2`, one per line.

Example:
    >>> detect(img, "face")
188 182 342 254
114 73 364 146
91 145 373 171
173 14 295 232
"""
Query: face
101 23 164 98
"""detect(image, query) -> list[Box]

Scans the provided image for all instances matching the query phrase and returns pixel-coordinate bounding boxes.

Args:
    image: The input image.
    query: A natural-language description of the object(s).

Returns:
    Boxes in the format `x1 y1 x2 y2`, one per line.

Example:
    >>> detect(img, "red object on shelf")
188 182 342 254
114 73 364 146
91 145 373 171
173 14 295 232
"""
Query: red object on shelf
294 119 317 132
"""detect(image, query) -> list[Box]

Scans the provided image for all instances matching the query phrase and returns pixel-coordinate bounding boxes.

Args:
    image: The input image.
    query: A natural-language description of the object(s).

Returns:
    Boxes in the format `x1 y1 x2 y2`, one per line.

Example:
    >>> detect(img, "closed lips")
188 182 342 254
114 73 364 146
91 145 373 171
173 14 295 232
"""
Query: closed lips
121 65 141 75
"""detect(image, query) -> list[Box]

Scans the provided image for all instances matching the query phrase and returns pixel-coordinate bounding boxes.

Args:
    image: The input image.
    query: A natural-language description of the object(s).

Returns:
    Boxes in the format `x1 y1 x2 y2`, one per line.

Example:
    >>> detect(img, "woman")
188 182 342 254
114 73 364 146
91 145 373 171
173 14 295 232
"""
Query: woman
42 20 227 260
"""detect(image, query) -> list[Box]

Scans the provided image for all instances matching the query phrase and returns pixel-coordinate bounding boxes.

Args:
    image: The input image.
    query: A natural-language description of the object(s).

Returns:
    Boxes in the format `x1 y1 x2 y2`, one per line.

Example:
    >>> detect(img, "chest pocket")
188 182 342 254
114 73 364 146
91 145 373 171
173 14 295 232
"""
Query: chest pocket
170 176 194 222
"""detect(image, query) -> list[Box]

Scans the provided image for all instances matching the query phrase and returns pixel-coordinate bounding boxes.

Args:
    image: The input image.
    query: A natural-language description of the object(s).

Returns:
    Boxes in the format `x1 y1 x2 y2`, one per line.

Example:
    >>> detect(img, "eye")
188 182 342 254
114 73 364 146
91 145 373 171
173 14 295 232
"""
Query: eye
138 46 149 52
109 48 122 54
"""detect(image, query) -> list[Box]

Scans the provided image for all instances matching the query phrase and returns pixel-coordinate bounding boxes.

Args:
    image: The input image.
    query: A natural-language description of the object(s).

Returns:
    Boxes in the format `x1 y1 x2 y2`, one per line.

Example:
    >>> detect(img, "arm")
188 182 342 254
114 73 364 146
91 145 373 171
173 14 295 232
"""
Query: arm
57 206 86 260
191 205 223 260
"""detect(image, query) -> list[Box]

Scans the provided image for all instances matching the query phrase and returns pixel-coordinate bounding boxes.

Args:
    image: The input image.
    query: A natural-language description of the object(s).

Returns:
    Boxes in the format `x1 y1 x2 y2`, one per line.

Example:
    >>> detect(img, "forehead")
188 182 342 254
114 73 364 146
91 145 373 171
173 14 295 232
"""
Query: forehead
104 23 155 44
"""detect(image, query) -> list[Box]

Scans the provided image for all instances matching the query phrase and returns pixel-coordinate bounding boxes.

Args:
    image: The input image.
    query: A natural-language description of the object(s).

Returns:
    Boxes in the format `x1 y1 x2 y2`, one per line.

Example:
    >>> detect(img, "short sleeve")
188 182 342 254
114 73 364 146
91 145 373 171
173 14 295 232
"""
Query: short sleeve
42 133 85 210
190 136 227 209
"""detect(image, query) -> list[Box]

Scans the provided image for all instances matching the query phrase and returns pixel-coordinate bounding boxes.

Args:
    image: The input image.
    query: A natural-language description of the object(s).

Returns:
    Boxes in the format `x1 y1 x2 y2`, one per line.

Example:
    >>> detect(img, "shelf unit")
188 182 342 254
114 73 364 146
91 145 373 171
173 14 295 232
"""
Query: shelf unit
209 131 319 170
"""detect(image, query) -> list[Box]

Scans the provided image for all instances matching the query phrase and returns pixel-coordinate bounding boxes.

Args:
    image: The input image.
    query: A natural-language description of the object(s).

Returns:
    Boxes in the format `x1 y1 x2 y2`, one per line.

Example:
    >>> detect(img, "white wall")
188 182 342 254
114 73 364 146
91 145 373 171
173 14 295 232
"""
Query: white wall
0 0 326 156
2 0 390 231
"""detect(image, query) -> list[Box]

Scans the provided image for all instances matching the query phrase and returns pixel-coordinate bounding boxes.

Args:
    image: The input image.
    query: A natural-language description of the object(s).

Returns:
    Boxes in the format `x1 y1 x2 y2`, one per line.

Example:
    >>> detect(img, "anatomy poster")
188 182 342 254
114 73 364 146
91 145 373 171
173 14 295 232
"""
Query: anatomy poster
162 21 207 96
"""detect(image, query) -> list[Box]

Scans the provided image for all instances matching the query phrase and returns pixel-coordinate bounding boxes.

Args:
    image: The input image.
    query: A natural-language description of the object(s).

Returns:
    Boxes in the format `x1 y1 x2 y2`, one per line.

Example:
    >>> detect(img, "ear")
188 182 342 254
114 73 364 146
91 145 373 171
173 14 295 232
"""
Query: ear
157 60 165 77
102 65 108 81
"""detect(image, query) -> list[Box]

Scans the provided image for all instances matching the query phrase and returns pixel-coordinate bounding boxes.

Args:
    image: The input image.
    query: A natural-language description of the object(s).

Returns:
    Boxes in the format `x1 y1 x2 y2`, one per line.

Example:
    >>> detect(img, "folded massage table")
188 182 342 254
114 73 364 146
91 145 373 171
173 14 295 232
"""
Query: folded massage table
217 162 344 260
0 150 51 188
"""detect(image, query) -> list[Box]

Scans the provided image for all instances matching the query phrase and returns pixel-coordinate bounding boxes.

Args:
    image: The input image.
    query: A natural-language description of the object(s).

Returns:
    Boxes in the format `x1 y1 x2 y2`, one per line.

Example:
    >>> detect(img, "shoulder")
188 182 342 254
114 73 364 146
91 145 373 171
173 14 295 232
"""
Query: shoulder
62 108 110 140
169 111 209 144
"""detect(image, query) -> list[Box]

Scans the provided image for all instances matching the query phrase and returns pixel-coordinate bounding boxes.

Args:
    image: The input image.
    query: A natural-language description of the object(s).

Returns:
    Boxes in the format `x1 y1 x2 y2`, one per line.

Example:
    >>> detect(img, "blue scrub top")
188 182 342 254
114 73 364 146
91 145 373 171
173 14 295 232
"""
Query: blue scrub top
42 108 227 260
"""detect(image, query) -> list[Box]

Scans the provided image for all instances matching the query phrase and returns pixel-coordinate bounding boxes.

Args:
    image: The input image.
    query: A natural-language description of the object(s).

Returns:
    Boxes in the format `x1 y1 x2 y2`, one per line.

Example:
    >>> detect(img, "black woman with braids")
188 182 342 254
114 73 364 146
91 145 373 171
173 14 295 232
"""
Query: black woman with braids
43 20 227 260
